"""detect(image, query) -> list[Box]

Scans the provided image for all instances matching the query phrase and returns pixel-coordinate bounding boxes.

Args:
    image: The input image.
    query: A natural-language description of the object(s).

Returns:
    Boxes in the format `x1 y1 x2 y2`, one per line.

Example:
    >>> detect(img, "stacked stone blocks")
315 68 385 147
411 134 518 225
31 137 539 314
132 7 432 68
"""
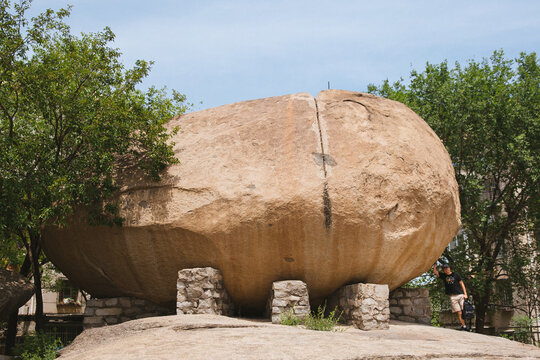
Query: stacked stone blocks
389 287 431 324
268 280 310 324
176 267 233 315
328 283 390 330
83 297 173 328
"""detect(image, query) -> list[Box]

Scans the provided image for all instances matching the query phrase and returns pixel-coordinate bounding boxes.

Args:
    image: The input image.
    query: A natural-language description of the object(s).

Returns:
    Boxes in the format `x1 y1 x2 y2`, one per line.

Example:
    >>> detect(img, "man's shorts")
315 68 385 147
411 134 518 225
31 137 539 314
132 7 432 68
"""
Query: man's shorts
450 294 465 313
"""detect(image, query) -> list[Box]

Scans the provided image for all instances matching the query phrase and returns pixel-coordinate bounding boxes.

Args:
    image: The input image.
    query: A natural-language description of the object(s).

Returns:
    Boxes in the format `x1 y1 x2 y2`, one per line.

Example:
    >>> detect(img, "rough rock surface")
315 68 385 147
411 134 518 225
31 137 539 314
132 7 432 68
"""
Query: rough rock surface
0 269 34 321
42 90 461 312
57 315 540 360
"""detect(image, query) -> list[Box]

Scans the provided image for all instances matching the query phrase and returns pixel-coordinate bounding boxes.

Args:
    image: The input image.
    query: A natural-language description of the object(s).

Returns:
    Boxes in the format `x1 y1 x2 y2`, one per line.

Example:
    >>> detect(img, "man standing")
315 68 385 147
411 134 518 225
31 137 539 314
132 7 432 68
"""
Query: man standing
432 263 469 331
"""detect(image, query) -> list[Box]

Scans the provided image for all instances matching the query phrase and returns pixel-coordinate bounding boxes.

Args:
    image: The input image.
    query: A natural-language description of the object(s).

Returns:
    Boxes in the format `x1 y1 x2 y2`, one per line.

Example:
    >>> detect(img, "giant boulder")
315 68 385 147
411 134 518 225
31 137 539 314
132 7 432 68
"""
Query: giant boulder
0 269 34 321
42 90 460 312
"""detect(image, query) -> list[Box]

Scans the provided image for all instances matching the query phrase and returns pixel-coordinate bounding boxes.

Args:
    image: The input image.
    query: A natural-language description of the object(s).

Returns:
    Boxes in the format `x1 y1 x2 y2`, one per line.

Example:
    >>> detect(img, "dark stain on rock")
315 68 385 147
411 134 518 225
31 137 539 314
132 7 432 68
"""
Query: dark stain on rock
173 324 260 331
386 203 398 218
323 181 332 229
312 152 337 167
314 98 333 231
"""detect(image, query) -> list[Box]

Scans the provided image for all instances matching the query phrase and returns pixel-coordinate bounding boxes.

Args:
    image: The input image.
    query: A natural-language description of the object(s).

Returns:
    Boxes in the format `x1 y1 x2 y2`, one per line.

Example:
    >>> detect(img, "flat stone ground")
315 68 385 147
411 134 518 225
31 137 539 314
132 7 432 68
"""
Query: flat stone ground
59 315 540 359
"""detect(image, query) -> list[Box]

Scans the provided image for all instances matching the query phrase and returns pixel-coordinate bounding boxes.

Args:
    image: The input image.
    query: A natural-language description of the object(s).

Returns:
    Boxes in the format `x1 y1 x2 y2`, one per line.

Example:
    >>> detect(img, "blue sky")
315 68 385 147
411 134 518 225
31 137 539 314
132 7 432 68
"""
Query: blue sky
32 1 540 111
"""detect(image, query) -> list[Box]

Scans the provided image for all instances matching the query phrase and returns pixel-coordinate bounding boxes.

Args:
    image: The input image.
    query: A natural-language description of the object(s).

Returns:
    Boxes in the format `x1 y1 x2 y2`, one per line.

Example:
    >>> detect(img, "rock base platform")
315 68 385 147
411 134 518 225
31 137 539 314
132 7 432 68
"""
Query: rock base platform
58 315 540 359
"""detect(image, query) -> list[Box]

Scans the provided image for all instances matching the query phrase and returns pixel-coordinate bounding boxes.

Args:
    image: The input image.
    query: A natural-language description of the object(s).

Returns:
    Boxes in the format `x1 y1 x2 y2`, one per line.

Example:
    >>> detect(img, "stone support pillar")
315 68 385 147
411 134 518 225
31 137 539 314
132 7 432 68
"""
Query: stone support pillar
267 280 310 324
389 287 431 324
327 283 389 330
176 267 234 315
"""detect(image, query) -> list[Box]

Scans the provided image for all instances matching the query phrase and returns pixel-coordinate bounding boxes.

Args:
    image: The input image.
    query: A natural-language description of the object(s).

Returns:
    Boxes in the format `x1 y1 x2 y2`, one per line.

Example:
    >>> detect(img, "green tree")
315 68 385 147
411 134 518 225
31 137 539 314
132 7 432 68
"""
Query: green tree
368 50 539 333
0 0 187 351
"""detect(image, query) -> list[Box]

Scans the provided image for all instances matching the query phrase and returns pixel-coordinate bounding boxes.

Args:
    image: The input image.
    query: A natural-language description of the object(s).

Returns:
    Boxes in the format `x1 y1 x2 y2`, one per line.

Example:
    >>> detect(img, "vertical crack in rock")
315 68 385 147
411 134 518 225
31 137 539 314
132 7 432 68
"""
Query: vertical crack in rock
314 97 332 230
314 99 328 178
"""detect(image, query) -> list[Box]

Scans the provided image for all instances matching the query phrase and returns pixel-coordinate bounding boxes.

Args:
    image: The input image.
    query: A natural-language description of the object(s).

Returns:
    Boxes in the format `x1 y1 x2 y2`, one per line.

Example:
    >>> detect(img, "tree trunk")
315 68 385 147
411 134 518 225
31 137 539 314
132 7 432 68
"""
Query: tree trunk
474 282 492 334
4 255 32 355
29 234 44 332
475 298 487 333
4 310 18 355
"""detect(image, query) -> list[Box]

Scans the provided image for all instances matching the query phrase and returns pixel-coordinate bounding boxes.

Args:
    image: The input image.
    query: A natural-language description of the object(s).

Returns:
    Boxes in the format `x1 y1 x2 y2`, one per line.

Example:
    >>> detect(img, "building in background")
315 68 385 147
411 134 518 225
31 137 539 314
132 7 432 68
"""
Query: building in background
16 268 86 346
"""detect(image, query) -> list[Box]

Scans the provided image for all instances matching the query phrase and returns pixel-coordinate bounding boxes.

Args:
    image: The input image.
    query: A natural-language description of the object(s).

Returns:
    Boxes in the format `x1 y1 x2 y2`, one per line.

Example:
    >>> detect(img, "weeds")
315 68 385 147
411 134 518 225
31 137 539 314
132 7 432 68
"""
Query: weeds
280 309 301 326
280 304 342 331
303 303 342 331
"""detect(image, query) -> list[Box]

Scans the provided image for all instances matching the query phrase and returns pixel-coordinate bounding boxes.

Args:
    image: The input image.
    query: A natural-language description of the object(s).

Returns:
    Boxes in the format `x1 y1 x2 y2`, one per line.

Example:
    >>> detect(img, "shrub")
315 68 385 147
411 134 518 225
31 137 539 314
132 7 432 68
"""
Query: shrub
511 315 534 345
14 331 62 360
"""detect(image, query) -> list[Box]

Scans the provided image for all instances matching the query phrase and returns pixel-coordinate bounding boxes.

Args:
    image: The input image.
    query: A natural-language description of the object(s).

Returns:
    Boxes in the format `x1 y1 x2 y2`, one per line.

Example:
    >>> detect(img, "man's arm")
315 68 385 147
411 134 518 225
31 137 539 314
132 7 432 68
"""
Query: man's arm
459 280 468 299
432 264 440 277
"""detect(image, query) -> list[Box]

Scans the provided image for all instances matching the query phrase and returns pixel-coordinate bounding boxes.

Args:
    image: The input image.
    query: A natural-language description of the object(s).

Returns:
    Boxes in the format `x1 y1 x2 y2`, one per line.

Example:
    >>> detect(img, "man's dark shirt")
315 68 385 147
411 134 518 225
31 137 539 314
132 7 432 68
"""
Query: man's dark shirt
439 272 463 295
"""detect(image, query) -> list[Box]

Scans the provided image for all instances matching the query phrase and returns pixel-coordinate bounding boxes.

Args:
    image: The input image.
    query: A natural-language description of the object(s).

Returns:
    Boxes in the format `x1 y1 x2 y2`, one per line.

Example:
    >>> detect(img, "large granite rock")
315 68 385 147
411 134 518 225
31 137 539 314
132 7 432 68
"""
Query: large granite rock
0 269 34 321
57 315 540 360
42 90 460 312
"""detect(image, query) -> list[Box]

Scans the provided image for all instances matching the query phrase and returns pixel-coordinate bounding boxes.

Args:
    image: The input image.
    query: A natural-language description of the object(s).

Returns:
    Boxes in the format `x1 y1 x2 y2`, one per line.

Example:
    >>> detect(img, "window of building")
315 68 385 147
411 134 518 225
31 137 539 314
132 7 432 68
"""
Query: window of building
57 280 80 305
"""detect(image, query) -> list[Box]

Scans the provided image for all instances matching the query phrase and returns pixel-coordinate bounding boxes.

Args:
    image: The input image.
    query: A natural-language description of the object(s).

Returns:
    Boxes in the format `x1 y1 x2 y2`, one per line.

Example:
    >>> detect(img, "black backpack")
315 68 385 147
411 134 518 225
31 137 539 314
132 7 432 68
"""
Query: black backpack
463 300 475 320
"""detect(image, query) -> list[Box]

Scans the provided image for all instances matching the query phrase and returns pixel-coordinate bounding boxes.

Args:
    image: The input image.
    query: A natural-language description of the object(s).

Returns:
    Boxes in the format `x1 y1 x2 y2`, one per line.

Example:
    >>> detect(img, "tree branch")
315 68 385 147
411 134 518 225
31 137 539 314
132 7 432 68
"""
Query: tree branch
69 74 90 102
0 100 15 138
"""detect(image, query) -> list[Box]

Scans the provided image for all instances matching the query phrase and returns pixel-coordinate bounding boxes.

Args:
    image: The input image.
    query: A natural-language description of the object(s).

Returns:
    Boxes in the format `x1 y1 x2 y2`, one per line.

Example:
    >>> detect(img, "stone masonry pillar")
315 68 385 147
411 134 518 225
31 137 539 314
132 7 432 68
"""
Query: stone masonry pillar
267 280 310 324
328 283 390 330
176 267 234 315
389 287 431 324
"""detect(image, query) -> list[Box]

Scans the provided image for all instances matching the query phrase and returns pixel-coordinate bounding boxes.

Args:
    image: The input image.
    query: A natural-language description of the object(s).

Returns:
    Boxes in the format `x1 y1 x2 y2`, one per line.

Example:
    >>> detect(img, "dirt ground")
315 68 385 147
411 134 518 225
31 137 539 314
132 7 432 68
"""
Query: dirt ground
59 315 540 359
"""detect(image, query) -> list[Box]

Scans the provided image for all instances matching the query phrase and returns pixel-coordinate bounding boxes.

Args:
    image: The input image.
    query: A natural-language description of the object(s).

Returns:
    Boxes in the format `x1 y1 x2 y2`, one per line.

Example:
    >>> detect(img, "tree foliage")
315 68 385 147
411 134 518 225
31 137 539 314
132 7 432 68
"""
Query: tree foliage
368 50 539 332
0 0 188 339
